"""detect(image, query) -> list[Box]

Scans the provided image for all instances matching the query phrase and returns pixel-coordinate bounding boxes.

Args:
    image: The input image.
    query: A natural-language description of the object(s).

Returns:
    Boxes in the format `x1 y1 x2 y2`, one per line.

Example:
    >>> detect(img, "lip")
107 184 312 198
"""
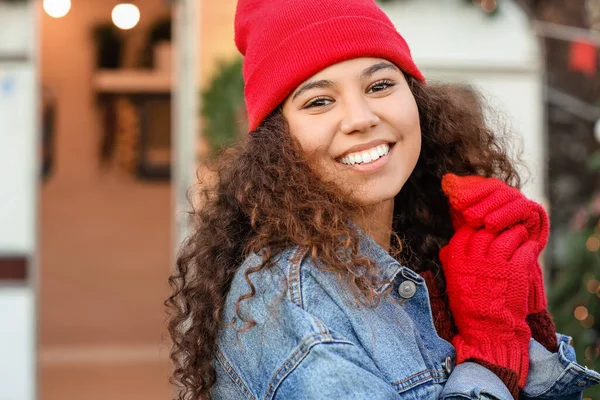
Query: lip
336 139 394 159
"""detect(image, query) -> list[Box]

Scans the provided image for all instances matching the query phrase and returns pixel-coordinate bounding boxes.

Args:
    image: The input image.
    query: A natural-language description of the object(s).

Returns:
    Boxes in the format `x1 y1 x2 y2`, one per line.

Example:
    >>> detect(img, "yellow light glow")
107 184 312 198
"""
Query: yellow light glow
575 305 589 321
581 315 595 328
43 0 71 19
587 279 600 293
585 346 593 360
111 3 140 30
587 236 600 252
481 0 497 13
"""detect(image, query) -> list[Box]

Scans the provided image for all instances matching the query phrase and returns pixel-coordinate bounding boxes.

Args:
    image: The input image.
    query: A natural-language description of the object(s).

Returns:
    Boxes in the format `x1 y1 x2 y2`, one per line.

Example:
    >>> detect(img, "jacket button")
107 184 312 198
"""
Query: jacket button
442 356 454 375
398 281 417 299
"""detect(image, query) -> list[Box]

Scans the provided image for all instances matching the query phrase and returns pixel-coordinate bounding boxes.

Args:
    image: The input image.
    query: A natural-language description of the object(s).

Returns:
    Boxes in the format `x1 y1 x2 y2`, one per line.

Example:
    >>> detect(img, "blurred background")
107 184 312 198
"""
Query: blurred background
0 0 599 399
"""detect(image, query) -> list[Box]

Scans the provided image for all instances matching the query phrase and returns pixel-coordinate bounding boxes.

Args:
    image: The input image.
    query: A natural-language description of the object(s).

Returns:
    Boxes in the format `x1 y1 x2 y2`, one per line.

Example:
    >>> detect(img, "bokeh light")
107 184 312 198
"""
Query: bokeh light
43 0 71 19
575 305 589 321
587 279 600 293
587 236 600 252
111 3 140 30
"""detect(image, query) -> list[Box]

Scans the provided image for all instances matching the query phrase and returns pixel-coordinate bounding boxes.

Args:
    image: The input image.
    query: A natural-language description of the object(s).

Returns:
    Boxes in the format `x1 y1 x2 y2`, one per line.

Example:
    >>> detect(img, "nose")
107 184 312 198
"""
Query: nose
340 96 380 135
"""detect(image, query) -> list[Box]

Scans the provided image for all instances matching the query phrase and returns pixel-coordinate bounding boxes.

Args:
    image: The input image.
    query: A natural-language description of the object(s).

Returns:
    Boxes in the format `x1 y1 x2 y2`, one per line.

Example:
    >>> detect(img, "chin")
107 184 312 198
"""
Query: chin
348 184 403 206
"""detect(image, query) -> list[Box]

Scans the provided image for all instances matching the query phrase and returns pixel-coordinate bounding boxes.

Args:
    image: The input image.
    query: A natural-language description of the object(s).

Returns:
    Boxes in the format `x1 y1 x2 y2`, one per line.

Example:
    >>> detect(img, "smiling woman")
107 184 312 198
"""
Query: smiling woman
165 0 600 399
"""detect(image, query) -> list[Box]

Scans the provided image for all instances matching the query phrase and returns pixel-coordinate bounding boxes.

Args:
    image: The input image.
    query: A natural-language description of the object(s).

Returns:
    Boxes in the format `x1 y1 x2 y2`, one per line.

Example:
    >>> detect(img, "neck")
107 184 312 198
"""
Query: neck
353 199 394 252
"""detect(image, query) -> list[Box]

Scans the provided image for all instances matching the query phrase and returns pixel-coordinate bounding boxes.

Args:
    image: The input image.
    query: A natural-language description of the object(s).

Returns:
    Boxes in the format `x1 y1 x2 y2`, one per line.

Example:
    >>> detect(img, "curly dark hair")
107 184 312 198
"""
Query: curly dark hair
165 76 523 399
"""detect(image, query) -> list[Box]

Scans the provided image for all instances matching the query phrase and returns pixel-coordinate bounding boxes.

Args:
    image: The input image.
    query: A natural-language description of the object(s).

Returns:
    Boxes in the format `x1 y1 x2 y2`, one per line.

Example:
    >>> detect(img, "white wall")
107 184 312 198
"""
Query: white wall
0 289 35 400
0 1 38 399
422 68 546 204
0 64 38 254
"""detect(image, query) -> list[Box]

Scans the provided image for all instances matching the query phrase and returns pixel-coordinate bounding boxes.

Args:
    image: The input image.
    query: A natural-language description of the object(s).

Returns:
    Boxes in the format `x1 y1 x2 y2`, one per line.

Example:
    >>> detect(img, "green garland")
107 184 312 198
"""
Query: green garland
200 57 245 154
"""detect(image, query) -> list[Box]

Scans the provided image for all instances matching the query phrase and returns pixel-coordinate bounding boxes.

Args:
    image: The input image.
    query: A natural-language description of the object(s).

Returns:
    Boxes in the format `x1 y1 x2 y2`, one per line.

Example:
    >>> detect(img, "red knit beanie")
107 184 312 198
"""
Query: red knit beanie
234 0 426 131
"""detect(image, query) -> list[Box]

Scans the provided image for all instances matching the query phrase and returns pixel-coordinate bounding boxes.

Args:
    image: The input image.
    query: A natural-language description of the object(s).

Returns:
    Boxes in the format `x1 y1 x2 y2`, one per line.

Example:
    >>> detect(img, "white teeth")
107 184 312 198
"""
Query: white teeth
369 148 379 160
339 143 391 165
362 151 372 163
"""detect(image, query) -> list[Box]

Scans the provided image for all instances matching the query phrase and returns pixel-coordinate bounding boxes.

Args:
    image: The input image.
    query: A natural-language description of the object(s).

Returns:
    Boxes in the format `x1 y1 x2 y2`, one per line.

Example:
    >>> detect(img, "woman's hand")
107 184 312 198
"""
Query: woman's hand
441 173 552 320
441 173 549 247
439 224 539 389
439 173 559 386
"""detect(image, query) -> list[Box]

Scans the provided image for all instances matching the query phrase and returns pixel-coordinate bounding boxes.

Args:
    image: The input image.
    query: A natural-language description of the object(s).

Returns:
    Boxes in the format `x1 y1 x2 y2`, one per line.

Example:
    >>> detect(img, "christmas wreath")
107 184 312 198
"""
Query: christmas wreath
200 57 246 153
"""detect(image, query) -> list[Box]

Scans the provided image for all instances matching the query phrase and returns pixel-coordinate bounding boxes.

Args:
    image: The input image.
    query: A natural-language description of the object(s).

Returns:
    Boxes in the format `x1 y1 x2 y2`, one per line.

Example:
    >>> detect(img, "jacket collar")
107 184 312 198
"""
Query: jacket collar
353 224 405 294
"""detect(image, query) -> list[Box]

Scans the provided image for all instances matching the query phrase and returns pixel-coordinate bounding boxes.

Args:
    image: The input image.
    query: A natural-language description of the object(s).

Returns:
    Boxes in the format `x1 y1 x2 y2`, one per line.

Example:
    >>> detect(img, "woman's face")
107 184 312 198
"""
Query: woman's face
282 57 421 206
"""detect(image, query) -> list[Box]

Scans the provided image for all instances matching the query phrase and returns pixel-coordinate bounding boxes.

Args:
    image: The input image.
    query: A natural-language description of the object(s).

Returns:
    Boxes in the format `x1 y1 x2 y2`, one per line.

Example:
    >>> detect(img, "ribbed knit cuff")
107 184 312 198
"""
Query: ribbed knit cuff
527 310 558 353
453 335 530 388
469 358 519 399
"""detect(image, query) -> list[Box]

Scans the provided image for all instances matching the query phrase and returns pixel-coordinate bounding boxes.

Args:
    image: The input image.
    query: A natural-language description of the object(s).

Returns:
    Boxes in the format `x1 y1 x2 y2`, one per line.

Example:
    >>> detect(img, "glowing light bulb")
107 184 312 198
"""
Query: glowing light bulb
587 236 600 252
43 0 71 19
112 3 140 30
575 305 589 321
481 0 497 13
587 279 600 293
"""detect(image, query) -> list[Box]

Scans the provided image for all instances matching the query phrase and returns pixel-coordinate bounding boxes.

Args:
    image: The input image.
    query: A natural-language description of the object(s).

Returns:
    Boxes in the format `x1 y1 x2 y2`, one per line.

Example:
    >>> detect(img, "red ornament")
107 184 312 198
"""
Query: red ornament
569 39 598 76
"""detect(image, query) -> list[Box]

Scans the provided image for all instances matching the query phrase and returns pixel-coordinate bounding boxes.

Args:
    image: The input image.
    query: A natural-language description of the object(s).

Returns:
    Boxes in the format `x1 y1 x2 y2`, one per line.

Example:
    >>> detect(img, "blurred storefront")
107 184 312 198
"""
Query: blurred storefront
1 0 238 398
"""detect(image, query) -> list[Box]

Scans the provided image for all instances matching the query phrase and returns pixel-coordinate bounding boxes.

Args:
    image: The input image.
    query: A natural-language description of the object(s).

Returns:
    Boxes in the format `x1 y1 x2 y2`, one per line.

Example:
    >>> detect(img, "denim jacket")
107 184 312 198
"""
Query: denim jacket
213 230 600 399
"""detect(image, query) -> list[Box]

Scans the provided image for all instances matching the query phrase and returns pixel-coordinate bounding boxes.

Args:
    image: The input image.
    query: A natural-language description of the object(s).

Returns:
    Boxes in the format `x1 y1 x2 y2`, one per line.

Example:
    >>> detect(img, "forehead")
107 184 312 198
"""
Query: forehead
303 57 397 82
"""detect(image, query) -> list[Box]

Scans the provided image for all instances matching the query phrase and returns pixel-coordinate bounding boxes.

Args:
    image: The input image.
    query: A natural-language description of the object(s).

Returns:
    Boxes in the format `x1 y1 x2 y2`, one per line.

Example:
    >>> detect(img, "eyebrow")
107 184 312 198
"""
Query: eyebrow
361 62 399 79
291 62 400 101
292 80 334 101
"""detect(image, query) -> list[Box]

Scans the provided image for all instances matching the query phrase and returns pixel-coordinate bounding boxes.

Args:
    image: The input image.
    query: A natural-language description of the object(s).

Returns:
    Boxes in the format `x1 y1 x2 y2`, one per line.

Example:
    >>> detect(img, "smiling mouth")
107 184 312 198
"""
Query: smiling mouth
338 143 392 166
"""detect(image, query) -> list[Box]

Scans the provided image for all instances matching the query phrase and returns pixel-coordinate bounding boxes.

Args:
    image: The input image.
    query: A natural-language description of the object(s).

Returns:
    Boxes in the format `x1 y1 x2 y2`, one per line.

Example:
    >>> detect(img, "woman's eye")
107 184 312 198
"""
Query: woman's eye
368 80 395 93
304 97 332 108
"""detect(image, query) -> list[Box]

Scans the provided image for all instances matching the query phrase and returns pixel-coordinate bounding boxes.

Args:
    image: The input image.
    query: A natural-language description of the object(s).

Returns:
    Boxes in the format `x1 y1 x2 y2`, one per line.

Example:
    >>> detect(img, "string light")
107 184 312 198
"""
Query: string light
584 344 600 368
587 279 600 293
582 315 595 328
43 0 71 18
585 345 593 360
112 3 140 30
575 305 589 321
587 236 600 252
480 0 497 13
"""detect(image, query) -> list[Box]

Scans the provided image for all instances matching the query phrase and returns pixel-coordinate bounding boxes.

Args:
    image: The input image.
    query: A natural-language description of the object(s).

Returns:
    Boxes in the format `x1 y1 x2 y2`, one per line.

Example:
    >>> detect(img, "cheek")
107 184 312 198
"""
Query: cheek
288 118 336 156
393 95 420 139
399 118 421 175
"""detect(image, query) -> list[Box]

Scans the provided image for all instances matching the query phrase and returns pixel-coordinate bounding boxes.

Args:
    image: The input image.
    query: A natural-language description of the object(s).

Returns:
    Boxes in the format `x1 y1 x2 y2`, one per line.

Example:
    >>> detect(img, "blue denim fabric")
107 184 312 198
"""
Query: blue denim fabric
212 230 600 399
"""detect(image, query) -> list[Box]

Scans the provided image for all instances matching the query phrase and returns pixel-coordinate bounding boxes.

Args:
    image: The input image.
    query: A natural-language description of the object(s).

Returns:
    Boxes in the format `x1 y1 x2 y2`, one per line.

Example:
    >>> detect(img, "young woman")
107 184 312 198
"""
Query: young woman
166 0 600 399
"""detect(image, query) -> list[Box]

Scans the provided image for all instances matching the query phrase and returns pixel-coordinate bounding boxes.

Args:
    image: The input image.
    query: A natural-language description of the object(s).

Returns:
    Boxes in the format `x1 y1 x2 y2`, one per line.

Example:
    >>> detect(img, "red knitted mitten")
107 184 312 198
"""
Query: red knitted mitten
441 173 557 352
439 224 537 388
441 174 548 243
